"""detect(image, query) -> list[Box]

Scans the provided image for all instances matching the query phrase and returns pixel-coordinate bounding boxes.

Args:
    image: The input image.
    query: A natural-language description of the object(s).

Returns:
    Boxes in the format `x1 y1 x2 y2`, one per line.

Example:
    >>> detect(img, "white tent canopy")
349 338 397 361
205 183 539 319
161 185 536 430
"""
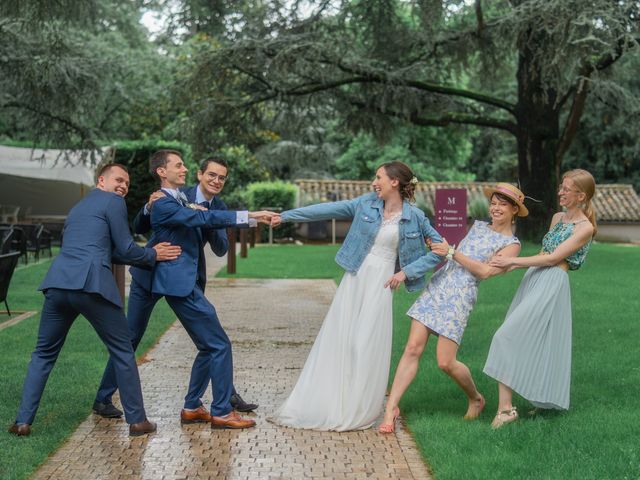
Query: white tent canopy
0 145 105 218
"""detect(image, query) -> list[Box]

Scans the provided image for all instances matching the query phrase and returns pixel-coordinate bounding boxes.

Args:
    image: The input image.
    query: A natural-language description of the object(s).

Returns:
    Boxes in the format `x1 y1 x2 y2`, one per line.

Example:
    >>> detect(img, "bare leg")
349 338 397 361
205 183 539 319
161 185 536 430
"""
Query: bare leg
497 382 514 412
381 319 430 425
435 336 484 419
490 382 518 428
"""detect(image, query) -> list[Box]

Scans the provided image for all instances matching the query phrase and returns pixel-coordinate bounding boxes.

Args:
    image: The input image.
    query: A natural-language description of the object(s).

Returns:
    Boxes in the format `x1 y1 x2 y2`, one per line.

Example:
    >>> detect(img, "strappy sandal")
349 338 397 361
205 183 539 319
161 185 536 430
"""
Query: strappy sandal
378 407 400 434
491 407 518 429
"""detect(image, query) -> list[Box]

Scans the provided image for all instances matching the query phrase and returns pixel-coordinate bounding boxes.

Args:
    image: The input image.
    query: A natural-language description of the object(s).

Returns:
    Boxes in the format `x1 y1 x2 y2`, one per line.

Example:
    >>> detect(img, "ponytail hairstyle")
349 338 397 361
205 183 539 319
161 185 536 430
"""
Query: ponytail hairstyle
378 161 418 203
563 169 597 236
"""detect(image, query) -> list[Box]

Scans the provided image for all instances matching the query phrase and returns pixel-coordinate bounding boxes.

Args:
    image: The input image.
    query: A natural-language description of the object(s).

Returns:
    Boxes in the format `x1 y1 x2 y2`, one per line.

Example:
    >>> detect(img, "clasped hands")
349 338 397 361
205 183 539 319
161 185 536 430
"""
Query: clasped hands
427 238 450 257
428 237 515 268
249 211 278 225
270 214 282 227
383 238 451 291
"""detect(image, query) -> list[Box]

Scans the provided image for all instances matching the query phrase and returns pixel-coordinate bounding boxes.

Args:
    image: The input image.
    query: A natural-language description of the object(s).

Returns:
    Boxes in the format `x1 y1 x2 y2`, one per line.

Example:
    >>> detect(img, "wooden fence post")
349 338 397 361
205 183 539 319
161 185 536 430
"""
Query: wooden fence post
227 227 236 274
250 226 257 248
240 228 248 258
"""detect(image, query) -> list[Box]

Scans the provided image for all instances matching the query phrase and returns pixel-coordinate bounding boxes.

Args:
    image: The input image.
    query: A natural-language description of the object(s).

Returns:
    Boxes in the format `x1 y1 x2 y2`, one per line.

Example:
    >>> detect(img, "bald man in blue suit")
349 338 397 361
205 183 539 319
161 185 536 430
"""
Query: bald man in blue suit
8 164 181 437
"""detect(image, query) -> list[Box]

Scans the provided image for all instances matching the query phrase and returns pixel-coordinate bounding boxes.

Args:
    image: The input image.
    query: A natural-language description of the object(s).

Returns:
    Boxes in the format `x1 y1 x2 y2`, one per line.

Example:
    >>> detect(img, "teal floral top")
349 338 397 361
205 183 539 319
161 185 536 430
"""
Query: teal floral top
541 216 591 270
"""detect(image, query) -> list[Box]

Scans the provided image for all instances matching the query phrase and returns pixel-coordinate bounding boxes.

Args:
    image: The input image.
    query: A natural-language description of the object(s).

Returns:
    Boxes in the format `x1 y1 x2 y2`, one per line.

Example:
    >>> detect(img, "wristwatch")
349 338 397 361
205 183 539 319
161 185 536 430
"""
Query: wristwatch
446 245 455 261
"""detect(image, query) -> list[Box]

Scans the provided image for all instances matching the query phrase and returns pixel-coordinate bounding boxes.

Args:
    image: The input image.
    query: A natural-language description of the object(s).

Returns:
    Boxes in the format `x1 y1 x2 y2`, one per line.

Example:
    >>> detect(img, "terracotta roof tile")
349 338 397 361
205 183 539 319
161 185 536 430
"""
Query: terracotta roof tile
294 180 640 223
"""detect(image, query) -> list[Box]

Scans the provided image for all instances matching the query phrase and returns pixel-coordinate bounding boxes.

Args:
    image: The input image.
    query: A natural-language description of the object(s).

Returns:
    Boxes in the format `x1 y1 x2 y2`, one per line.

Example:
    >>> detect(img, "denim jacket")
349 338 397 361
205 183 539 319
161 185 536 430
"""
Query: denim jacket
281 192 443 292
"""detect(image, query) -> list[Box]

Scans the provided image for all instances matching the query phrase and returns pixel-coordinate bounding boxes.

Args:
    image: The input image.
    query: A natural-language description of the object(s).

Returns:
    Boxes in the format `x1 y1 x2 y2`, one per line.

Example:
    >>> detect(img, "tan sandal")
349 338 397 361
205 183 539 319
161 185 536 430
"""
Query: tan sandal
491 407 518 429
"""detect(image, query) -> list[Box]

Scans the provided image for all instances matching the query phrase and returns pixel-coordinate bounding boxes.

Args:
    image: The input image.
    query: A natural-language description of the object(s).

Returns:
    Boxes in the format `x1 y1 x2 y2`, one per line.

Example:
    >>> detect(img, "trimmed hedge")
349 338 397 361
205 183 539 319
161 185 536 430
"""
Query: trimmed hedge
246 181 297 240
246 181 297 211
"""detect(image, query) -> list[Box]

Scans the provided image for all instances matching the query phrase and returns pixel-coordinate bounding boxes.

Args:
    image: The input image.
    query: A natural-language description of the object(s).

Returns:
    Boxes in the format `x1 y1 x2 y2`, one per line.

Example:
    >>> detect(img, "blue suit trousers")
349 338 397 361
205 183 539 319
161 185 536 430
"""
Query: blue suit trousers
16 289 146 425
96 280 233 415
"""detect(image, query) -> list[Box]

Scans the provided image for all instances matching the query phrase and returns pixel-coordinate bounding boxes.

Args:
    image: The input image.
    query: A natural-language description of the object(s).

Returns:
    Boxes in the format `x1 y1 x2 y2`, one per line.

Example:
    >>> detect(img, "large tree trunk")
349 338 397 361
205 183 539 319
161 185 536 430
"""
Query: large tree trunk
515 31 561 241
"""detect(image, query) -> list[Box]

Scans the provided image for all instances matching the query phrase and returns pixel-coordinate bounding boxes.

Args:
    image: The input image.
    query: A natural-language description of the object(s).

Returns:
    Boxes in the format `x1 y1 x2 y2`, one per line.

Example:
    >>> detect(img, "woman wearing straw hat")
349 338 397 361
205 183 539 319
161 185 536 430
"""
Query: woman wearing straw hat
485 169 596 428
380 182 528 433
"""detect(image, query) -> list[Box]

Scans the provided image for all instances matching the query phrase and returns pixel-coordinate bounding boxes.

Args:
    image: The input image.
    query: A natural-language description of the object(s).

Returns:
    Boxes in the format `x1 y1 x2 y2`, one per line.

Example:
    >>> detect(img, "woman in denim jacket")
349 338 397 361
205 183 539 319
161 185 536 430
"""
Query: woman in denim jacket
270 161 446 431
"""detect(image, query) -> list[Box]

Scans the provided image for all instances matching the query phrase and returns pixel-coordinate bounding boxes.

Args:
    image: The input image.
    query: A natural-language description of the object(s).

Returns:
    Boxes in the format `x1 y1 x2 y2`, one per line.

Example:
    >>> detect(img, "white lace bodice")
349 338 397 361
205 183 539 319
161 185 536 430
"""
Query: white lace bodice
370 214 400 262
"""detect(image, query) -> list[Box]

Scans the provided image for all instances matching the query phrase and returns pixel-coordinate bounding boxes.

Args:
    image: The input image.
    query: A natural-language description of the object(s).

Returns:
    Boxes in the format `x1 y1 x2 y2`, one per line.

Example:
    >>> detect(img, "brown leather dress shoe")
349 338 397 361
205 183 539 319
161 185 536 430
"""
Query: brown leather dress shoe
180 406 212 424
129 419 157 437
211 411 256 430
8 423 31 436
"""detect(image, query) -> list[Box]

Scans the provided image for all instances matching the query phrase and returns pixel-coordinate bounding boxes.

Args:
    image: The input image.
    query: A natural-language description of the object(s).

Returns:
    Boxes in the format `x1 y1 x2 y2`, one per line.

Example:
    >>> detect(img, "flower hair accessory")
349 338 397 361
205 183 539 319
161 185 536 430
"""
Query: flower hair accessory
410 176 418 185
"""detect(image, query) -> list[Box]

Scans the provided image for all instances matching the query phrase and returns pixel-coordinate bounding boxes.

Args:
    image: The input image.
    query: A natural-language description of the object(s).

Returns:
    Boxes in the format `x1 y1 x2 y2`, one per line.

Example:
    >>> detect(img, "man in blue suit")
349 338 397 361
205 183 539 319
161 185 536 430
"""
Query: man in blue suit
94 156 258 421
8 164 182 437
104 150 271 429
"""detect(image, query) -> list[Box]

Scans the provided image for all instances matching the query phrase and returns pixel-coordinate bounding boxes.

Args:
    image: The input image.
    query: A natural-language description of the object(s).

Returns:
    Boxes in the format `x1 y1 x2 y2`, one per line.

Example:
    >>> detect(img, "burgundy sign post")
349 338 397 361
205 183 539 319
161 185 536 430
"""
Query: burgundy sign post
434 189 467 249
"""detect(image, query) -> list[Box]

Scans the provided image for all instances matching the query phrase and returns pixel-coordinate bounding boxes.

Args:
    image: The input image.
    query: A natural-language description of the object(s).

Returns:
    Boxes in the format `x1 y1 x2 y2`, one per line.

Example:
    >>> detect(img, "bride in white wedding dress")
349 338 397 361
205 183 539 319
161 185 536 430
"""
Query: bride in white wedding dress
270 162 446 431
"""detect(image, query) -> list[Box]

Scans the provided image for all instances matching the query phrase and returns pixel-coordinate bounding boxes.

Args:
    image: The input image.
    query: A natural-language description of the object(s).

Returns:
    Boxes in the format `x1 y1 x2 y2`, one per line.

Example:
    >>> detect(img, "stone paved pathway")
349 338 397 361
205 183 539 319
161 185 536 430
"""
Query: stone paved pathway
33 251 431 479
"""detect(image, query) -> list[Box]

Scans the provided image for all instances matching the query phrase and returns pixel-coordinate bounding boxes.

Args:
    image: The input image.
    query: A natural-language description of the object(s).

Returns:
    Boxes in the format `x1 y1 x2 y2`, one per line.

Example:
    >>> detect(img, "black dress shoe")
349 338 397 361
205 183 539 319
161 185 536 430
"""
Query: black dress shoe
129 419 157 436
230 392 258 413
8 423 31 436
93 400 123 418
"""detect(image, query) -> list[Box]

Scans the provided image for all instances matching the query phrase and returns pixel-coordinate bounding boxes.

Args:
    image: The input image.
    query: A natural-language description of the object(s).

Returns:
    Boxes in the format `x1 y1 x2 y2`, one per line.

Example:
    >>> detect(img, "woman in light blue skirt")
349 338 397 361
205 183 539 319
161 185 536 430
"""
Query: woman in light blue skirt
485 169 597 428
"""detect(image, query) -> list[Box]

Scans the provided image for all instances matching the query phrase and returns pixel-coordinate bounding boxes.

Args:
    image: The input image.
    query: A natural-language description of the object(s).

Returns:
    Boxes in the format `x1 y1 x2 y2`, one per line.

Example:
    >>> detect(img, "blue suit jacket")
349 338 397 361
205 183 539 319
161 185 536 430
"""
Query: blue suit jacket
132 186 228 290
130 191 242 297
39 189 157 307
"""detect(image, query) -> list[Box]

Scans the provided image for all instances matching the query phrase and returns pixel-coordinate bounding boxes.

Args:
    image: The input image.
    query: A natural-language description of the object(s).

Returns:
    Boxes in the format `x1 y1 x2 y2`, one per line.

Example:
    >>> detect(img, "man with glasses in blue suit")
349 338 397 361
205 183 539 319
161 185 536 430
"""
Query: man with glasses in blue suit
98 150 272 429
94 155 258 422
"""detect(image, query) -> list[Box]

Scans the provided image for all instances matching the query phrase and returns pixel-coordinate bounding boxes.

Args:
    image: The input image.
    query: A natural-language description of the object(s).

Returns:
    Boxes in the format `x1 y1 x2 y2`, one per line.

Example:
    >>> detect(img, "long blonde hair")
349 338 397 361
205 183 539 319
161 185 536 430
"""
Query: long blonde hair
562 169 597 236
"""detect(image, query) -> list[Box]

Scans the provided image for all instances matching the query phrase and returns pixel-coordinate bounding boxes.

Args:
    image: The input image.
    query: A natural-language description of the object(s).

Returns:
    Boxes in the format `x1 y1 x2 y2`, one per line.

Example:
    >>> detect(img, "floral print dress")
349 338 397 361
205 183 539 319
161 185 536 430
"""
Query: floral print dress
407 220 519 344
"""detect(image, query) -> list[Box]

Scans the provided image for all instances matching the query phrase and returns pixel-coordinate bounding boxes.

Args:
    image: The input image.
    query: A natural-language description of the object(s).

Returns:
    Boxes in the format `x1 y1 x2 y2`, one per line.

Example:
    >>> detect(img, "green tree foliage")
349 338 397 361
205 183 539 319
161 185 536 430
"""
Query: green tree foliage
179 0 640 238
467 128 518 181
564 54 640 193
334 125 474 182
213 145 270 208
0 0 177 153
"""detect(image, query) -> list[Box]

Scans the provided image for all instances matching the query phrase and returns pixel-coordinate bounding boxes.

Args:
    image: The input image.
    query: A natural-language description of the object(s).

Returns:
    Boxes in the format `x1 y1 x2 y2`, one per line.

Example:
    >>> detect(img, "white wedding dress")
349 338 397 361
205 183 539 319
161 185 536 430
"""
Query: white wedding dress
272 215 400 431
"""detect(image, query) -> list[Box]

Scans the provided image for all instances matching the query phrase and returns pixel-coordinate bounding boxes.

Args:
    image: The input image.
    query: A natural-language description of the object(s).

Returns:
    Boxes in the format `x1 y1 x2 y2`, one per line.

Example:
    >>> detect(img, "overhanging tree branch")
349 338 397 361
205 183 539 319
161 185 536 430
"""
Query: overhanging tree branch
330 59 516 115
556 75 589 163
235 76 377 108
349 99 517 134
246 43 516 115
556 34 640 161
230 63 273 89
2 100 95 144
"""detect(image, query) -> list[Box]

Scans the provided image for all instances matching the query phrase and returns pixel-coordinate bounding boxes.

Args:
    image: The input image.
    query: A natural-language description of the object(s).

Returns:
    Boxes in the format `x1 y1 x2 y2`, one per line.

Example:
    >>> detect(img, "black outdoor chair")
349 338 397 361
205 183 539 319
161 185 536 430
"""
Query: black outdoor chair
1 226 16 254
0 251 21 316
10 226 28 263
24 224 53 262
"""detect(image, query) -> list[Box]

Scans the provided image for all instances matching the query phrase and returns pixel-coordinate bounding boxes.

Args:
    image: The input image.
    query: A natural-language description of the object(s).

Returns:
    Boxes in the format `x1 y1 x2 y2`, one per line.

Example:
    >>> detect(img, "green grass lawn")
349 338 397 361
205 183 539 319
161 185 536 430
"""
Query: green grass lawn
0 258 178 480
219 242 640 479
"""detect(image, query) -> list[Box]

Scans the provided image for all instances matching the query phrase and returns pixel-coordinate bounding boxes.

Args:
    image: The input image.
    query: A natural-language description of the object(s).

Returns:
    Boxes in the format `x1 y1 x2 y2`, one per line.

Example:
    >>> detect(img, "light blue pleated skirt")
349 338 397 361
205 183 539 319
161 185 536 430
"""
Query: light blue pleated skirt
483 266 572 410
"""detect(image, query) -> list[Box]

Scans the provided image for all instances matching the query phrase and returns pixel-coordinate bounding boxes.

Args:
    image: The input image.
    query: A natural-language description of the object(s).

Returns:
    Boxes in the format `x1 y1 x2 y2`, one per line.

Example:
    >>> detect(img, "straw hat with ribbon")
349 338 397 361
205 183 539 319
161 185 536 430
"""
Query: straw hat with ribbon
483 183 529 217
